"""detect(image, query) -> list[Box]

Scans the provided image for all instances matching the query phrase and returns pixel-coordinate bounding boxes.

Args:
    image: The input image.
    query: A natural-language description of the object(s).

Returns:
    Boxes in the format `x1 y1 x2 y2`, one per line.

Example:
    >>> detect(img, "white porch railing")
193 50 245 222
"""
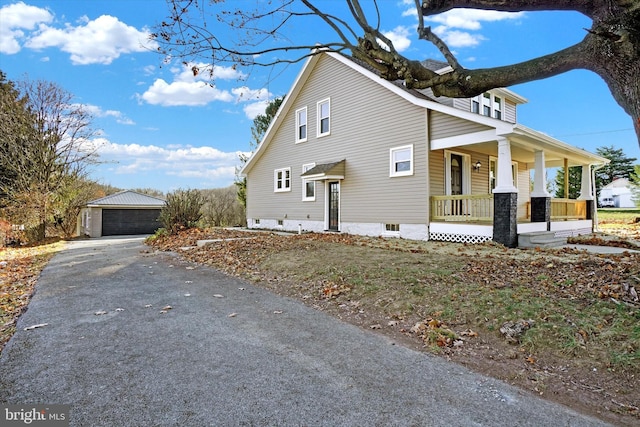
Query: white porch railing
430 194 493 222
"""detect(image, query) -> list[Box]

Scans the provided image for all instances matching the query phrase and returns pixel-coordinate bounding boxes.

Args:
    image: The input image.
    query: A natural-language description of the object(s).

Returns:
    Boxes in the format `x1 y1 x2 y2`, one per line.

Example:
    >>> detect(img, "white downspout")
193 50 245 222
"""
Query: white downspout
591 163 606 232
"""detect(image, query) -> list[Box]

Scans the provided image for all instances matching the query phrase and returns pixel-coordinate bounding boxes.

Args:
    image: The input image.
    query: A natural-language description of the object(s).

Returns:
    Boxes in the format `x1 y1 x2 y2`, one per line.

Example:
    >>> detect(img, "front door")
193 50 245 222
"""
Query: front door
328 181 339 231
450 154 463 215
450 154 463 195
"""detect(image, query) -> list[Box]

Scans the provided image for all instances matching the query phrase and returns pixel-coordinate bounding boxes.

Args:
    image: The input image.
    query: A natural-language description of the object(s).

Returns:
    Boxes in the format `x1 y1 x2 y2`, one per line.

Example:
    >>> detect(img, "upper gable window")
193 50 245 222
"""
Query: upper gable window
296 107 307 143
274 167 291 192
317 98 330 137
494 97 502 119
390 145 414 177
473 92 502 120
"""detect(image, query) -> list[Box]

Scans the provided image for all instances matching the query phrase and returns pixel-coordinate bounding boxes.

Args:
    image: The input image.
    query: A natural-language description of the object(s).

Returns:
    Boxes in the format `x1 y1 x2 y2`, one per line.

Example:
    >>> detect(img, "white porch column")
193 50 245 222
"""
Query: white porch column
578 164 594 200
492 137 518 193
531 150 551 197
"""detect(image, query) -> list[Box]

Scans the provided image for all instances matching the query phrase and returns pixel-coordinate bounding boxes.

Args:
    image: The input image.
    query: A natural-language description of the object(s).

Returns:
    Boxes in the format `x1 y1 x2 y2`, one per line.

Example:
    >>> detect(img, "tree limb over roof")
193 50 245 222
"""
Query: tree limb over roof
153 0 640 144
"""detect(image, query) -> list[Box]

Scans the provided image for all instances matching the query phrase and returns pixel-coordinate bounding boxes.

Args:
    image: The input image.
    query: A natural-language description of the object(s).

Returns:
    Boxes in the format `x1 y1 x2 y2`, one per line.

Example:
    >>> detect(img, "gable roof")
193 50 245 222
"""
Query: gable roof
602 178 632 189
87 190 165 207
240 51 607 176
300 160 346 181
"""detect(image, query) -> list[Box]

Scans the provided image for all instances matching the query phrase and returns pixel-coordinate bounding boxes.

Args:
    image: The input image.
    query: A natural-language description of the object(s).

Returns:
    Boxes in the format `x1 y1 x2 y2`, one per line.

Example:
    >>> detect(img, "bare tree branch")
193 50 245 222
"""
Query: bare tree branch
154 0 640 144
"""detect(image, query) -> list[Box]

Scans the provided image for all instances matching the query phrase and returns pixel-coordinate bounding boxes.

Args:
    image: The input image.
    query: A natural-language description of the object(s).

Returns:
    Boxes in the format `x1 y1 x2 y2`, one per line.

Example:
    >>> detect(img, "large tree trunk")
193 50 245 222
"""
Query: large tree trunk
391 0 640 143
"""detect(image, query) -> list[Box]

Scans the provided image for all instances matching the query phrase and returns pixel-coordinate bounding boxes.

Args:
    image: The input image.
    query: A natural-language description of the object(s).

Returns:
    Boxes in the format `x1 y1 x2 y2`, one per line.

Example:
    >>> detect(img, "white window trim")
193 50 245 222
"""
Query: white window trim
489 156 518 190
444 150 471 195
317 98 330 137
390 144 414 177
472 92 503 121
295 107 307 143
383 223 401 237
274 167 291 192
302 163 316 201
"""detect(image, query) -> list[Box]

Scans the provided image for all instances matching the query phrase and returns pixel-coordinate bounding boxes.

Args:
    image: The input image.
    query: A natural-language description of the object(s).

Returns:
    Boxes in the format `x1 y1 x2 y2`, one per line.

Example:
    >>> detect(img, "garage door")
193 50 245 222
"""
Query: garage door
101 209 161 236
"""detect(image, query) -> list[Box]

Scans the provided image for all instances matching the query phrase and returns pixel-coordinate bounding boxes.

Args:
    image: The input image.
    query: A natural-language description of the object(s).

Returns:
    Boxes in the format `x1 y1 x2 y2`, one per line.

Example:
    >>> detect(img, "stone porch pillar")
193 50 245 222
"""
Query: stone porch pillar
492 137 518 248
578 164 595 221
530 150 551 226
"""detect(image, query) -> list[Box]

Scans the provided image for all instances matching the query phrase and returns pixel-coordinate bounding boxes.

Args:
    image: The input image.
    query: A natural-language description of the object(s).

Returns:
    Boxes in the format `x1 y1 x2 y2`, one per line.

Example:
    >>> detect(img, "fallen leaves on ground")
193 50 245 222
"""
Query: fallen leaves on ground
0 240 63 352
146 227 640 425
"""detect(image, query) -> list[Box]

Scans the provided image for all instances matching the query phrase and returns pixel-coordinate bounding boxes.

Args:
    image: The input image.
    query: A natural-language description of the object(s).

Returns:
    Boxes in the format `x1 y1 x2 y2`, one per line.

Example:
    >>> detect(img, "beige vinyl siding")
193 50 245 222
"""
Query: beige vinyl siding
452 98 471 111
504 99 517 123
429 150 446 196
246 54 429 225
430 111 491 140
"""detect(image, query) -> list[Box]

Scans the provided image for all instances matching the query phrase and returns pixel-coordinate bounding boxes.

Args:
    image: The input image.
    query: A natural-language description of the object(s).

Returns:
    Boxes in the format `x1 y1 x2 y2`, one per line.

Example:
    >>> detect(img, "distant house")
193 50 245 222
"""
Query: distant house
78 191 165 237
240 51 609 247
599 178 637 208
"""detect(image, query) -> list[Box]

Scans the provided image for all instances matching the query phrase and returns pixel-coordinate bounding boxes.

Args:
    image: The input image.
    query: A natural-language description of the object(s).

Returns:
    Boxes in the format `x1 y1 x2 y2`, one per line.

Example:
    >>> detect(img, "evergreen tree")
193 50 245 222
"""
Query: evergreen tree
554 166 582 199
594 145 637 189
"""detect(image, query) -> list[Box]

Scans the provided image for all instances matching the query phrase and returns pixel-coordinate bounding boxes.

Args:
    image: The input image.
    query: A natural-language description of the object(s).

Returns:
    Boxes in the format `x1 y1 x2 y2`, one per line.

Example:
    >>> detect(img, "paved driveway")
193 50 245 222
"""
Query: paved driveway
0 237 611 426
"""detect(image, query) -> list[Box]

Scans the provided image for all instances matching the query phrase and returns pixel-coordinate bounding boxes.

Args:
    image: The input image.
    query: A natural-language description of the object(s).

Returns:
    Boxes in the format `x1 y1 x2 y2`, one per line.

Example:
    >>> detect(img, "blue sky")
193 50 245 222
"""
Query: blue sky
1 1 638 193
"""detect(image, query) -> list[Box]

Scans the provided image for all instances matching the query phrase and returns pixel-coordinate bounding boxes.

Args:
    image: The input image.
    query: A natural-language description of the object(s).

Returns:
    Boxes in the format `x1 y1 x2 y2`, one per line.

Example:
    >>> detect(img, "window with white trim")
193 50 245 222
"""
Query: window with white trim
390 145 414 177
494 96 502 120
489 157 518 191
317 98 330 136
295 107 307 142
302 163 316 201
274 167 291 192
385 223 400 232
472 92 503 120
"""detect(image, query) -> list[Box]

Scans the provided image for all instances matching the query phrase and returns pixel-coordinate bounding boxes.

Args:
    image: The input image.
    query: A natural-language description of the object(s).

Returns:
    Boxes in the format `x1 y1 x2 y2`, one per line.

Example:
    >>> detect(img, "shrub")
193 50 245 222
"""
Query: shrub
158 189 204 234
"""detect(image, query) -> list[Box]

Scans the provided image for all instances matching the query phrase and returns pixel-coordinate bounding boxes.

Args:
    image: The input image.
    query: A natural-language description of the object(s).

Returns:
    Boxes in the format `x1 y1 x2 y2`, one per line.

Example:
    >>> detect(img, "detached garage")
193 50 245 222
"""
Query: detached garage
78 191 165 238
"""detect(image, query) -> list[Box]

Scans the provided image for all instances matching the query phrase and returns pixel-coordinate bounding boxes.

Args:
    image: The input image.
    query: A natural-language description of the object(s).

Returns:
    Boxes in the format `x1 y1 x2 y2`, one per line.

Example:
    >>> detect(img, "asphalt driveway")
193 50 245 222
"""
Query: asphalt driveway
0 236 611 426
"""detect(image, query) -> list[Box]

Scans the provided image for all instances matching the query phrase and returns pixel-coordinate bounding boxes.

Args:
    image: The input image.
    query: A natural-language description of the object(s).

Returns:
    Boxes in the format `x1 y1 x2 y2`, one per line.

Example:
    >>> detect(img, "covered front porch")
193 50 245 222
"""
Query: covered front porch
429 195 593 244
427 124 609 247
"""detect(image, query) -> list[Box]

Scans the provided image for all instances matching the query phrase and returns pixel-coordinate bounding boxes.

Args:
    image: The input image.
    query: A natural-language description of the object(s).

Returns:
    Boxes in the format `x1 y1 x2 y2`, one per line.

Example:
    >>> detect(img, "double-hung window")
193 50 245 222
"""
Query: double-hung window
302 163 316 201
390 145 414 177
472 92 503 120
274 167 291 192
296 107 307 143
494 97 502 119
317 98 330 136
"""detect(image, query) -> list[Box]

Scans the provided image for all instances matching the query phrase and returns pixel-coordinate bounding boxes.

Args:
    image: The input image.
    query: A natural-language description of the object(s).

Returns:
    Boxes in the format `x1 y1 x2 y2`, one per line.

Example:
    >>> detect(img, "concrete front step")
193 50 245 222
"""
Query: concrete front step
518 231 567 248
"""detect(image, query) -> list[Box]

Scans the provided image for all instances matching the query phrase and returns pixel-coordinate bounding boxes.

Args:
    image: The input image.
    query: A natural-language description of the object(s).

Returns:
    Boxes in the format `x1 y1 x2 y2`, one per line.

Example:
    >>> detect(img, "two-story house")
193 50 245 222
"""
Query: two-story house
240 51 609 247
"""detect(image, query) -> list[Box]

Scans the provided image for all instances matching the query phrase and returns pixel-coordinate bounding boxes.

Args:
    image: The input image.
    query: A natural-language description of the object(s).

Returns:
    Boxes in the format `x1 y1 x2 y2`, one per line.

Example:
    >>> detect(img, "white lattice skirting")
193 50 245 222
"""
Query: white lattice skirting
429 232 492 244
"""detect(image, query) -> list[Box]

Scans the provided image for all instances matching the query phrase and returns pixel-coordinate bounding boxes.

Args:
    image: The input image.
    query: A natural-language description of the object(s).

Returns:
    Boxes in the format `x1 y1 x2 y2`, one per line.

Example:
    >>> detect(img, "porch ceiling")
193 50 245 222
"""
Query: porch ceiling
438 125 609 168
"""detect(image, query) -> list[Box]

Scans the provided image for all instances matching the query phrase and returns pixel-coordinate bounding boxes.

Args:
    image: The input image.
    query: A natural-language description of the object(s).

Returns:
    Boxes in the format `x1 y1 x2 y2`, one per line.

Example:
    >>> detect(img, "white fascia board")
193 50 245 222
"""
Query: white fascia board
504 124 610 165
240 53 321 177
431 129 499 150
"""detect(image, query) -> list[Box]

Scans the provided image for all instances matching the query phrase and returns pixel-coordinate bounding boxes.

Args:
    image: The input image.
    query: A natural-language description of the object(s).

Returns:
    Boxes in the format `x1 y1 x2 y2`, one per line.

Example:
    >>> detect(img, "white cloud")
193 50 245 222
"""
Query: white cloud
433 27 485 48
75 104 135 125
171 62 247 82
140 79 234 106
24 14 157 64
382 26 412 52
0 2 53 54
243 100 270 120
427 9 524 48
139 63 272 116
96 139 248 185
428 9 524 29
400 0 417 18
